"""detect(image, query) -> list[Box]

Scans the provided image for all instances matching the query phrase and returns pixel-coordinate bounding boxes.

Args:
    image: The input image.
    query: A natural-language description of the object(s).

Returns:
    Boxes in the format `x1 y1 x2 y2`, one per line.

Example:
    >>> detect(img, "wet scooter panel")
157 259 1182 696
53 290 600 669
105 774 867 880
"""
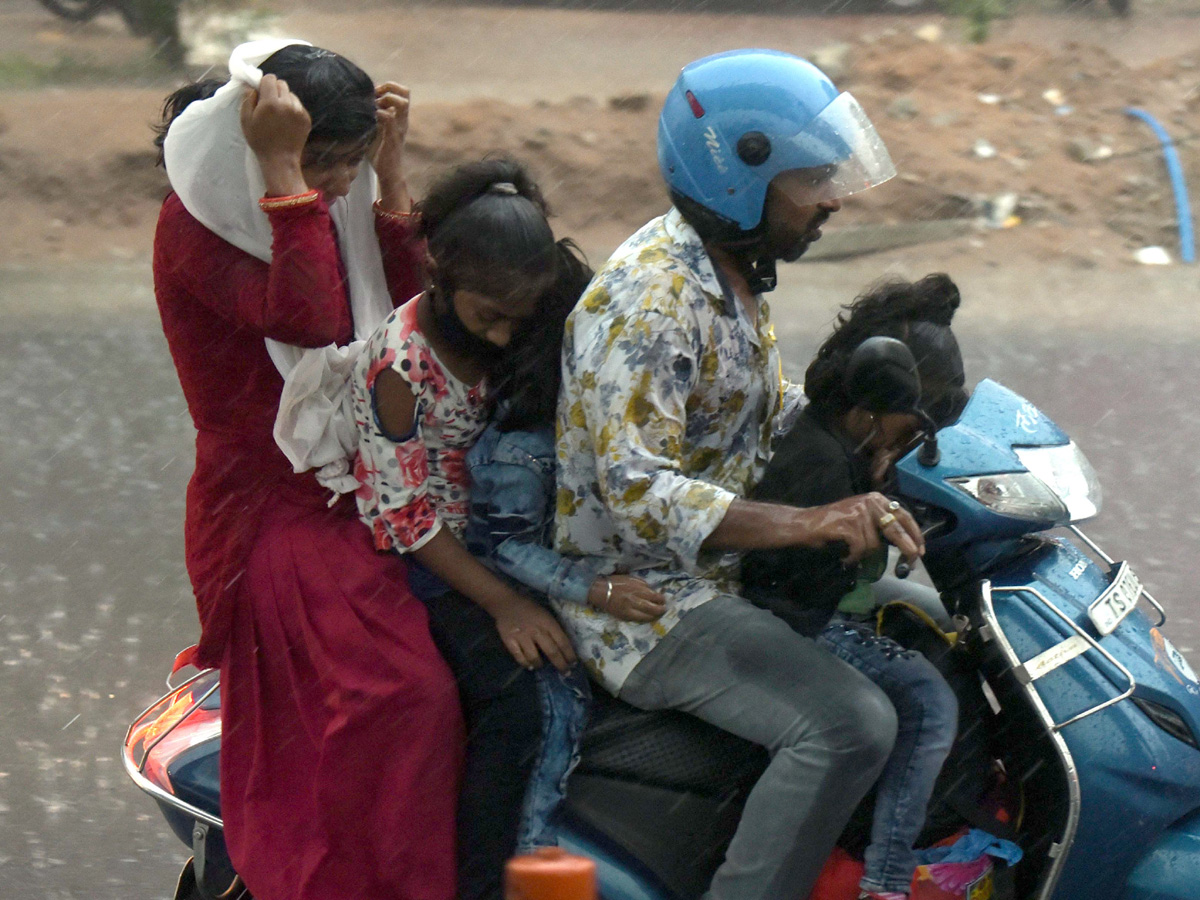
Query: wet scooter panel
895 380 1076 552
984 539 1200 899
1123 807 1200 900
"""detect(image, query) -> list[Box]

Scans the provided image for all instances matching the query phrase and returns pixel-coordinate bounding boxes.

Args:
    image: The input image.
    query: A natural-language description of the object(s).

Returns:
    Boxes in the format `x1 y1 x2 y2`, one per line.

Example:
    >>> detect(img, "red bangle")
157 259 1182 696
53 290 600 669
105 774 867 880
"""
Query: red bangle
259 190 319 212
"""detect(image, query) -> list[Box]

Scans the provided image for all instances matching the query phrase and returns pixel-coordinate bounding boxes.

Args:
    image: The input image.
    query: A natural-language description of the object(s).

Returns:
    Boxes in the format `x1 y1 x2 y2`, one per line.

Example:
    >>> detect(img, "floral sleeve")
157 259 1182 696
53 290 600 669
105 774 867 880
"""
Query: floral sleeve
354 327 443 553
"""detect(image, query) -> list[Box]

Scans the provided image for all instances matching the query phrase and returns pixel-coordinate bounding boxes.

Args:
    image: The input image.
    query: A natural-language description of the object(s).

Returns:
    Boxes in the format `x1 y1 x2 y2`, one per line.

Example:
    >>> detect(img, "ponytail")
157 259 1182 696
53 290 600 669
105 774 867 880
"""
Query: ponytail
492 239 593 432
805 273 965 423
417 157 558 302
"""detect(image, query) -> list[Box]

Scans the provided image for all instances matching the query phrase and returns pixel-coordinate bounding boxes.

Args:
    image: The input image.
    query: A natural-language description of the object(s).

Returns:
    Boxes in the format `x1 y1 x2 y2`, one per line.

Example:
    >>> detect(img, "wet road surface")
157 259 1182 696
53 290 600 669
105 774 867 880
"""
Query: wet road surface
1 258 1197 896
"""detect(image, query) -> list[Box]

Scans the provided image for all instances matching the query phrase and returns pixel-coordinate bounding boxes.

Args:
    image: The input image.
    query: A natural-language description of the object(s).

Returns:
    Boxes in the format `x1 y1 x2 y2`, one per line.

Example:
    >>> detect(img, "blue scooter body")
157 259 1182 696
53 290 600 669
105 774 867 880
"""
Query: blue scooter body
892 379 1200 899
559 380 1200 900
977 539 1200 899
125 379 1200 900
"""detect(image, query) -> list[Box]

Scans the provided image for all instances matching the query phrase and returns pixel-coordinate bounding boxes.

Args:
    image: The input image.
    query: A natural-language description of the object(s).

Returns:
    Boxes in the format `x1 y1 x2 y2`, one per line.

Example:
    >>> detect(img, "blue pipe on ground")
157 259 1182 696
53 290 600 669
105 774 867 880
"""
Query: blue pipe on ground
1125 107 1195 264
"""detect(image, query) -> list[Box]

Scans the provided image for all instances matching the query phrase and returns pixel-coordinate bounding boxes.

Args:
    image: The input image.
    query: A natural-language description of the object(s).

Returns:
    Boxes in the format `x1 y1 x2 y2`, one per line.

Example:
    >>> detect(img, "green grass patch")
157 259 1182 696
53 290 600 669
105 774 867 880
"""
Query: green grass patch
0 52 173 89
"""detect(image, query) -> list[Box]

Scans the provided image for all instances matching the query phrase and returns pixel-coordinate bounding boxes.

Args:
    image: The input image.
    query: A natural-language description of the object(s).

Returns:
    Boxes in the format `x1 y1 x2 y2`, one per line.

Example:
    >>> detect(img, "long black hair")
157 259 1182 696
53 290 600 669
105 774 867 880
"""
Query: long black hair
417 156 558 303
805 273 968 427
153 44 377 166
489 239 593 432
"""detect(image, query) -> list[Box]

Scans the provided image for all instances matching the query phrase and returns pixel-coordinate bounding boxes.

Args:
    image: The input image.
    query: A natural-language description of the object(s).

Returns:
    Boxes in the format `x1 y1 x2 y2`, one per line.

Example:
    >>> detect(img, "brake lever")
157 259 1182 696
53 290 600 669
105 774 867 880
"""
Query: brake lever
888 500 940 580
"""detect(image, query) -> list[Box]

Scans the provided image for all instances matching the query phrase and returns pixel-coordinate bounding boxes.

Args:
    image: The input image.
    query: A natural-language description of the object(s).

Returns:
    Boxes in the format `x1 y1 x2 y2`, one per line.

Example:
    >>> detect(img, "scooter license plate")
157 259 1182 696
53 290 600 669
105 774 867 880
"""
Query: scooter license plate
1088 562 1142 636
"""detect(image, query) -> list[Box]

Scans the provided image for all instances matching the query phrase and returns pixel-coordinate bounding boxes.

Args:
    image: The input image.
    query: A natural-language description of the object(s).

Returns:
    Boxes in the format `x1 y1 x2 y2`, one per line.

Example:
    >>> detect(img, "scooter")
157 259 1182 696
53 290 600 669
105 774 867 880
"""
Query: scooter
123 341 1200 900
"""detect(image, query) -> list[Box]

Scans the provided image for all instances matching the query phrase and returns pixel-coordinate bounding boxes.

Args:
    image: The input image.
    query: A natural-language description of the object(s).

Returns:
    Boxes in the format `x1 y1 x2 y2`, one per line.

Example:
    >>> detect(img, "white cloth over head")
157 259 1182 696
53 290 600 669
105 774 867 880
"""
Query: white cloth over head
162 38 395 496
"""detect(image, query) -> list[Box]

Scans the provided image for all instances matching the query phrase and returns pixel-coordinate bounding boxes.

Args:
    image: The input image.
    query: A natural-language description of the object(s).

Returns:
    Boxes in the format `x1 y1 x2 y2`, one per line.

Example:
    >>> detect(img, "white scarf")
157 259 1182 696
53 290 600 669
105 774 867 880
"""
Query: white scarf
162 38 394 496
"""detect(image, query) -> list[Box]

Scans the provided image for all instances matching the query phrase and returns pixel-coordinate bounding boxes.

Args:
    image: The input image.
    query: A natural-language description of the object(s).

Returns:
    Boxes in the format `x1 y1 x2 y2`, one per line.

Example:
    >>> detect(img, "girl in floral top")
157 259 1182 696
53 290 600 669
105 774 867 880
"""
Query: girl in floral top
350 158 576 900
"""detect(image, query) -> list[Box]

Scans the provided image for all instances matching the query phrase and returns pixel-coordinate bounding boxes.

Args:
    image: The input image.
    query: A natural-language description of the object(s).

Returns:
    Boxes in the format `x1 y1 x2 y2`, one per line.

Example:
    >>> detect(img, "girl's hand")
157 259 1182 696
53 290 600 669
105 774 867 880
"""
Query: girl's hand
495 593 577 673
588 575 667 623
240 75 311 197
371 82 412 212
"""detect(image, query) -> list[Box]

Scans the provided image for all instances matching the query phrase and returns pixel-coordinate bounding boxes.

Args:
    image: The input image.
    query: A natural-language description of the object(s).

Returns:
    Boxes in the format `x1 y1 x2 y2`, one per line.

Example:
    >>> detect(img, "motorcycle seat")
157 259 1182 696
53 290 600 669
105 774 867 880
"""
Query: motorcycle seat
575 689 767 798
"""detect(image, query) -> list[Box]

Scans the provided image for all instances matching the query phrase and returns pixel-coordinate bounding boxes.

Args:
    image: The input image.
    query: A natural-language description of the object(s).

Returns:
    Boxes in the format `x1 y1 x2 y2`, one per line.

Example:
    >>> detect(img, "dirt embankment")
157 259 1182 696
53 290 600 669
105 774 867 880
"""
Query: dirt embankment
0 25 1197 265
843 32 1200 257
402 31 1200 264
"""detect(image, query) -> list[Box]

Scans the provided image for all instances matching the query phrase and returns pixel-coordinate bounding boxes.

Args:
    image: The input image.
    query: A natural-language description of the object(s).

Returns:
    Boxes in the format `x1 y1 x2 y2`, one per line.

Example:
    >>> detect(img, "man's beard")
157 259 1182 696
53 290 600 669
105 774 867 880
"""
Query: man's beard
771 209 831 263
431 284 505 371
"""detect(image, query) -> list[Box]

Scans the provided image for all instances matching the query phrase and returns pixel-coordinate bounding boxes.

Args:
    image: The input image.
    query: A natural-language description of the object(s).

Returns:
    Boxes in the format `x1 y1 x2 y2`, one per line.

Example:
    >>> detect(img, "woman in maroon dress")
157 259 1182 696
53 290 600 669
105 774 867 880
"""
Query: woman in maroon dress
152 40 462 900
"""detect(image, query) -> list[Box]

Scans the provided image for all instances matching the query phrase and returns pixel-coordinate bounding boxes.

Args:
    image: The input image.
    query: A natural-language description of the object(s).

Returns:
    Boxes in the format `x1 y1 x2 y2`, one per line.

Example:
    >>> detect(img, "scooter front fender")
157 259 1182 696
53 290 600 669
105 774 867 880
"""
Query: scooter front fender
1122 807 1200 900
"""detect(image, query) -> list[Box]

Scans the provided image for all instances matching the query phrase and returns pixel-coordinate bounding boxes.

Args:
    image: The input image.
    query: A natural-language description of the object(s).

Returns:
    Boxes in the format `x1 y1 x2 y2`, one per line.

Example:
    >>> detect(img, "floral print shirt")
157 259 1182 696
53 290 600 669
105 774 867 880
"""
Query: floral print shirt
555 208 800 693
352 296 488 552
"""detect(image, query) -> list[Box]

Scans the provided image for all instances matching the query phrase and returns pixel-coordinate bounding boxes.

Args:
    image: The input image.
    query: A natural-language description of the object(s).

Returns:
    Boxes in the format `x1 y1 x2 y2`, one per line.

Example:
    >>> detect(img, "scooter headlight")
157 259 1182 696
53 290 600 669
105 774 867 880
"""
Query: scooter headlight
1014 442 1102 521
948 472 1069 523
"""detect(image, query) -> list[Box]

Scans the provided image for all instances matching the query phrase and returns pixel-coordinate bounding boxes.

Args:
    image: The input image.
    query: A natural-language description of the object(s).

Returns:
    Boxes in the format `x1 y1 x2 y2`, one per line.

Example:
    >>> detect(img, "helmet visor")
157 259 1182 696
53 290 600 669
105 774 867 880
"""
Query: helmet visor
770 92 896 207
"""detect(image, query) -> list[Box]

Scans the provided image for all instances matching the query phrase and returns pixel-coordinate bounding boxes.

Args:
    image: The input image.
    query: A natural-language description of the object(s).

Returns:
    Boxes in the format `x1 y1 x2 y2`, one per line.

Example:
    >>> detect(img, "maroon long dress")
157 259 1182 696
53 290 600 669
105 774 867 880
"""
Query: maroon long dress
153 190 463 900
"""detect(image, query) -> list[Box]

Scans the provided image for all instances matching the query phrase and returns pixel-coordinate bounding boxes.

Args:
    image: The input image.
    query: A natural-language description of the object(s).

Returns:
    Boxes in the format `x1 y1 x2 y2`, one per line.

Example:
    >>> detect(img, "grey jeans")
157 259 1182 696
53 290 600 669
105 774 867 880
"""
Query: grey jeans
619 594 899 900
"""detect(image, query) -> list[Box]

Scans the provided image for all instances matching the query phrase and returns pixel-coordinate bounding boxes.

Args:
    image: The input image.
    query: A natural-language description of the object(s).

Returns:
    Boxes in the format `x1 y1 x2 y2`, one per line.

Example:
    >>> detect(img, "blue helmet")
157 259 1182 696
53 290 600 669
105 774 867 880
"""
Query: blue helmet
658 49 896 231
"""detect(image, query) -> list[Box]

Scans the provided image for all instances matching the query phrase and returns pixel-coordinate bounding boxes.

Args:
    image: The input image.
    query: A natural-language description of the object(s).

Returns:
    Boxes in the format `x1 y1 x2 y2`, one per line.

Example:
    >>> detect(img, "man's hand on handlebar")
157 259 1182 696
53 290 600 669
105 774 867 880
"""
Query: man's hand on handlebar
801 492 924 564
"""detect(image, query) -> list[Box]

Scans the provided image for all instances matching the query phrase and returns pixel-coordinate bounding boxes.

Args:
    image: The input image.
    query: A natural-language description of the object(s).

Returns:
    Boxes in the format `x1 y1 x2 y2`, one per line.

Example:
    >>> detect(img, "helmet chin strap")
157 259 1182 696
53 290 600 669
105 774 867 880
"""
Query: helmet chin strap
735 251 778 294
669 190 780 294
715 228 778 295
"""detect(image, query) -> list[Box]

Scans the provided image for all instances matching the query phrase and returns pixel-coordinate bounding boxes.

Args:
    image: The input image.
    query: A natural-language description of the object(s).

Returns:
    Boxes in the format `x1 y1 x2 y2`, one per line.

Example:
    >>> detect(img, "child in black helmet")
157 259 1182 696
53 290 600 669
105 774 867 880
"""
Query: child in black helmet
745 273 968 900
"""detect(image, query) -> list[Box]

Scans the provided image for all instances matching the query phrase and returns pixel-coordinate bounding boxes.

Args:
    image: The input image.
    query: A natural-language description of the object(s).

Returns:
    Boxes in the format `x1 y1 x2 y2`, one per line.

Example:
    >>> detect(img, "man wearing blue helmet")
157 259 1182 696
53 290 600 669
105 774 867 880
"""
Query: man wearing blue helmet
555 50 920 900
659 47 896 291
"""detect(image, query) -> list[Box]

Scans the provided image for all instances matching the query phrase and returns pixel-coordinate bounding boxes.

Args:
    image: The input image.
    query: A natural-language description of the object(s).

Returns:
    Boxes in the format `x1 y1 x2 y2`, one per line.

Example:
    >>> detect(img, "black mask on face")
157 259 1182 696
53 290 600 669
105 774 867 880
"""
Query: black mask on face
430 282 505 371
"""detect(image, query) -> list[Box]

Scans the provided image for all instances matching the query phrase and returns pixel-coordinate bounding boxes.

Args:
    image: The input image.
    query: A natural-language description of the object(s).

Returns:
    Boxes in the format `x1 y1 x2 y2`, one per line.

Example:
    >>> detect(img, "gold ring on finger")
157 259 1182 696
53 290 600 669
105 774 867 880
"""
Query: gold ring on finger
878 512 897 529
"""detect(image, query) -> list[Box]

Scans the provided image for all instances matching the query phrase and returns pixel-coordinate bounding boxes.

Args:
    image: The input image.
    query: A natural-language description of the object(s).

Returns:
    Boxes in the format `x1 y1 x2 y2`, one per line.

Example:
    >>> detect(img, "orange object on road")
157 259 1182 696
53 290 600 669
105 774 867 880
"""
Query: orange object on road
505 847 597 900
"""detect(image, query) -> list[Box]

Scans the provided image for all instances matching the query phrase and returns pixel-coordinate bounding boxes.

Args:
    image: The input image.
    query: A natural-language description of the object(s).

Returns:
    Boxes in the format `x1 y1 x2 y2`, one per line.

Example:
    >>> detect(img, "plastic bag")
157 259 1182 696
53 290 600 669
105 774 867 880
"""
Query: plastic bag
912 828 1023 900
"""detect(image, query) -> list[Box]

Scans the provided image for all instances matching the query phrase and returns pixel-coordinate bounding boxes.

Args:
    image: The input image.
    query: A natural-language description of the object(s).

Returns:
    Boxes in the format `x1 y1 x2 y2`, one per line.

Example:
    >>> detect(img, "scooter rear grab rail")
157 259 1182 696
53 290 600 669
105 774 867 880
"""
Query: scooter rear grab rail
133 672 220 773
122 667 225 830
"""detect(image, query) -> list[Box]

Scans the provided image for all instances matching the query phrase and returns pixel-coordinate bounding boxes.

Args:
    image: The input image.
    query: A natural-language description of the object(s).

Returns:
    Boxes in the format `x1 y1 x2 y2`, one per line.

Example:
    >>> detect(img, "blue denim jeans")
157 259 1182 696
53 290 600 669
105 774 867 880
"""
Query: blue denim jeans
517 662 591 852
410 562 593 855
818 616 959 894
